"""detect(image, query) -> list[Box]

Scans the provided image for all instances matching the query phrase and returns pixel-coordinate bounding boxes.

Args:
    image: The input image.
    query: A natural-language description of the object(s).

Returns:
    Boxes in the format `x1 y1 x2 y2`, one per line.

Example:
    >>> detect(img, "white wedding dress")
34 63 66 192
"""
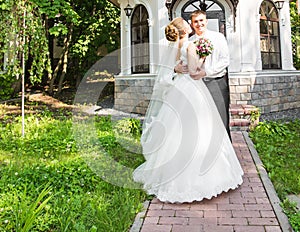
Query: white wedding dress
133 42 244 203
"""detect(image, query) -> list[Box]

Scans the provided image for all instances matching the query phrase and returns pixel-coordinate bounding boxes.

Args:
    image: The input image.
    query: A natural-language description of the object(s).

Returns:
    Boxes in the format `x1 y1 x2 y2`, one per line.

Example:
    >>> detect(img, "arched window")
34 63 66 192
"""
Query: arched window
131 5 149 74
260 0 281 69
181 0 225 35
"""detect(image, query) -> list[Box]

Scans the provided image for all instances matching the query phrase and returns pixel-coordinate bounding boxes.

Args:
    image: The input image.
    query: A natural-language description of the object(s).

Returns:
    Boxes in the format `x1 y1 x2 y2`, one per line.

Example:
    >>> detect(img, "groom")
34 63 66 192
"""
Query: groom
175 10 231 138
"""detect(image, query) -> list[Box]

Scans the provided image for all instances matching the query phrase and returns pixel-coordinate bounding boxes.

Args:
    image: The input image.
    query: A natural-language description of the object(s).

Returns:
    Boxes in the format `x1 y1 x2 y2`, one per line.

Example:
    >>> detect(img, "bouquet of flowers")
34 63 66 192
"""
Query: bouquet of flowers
194 38 213 59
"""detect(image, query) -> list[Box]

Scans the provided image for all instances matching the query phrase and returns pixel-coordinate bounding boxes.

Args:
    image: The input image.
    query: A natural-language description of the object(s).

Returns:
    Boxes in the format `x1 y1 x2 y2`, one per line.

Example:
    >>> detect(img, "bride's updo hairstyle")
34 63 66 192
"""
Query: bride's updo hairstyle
165 17 186 42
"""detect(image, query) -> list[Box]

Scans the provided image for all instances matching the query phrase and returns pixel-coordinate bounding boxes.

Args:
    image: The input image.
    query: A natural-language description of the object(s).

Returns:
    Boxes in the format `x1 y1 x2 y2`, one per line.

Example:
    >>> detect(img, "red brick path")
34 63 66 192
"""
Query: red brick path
139 131 282 232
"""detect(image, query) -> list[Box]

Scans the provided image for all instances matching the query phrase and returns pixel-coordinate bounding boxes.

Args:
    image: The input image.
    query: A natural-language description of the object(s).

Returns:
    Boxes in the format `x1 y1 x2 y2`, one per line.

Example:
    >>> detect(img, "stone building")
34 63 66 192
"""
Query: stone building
109 0 300 115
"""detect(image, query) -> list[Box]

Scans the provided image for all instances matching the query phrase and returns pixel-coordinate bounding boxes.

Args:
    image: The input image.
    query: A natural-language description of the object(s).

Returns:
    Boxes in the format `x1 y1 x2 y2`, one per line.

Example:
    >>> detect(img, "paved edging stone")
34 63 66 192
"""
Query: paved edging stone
242 131 294 232
130 201 150 232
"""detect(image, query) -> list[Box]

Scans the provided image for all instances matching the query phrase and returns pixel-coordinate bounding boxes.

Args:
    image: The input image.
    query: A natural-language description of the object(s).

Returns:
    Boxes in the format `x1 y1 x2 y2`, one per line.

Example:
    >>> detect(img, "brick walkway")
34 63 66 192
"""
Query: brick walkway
137 131 284 232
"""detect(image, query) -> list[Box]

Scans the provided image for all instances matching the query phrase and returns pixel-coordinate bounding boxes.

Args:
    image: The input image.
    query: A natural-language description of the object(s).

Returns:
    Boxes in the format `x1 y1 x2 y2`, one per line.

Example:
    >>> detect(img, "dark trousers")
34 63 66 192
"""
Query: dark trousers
203 75 231 140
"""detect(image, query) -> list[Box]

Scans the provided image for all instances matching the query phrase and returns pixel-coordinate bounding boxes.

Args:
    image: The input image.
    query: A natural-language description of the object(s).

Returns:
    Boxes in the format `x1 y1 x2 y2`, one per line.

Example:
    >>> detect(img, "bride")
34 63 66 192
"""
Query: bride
133 17 244 203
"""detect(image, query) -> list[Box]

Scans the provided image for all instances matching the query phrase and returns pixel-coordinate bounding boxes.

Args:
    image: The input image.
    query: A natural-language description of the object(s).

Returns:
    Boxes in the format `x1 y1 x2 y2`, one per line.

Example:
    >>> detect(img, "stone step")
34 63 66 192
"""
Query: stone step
230 104 259 118
229 104 260 131
230 118 250 127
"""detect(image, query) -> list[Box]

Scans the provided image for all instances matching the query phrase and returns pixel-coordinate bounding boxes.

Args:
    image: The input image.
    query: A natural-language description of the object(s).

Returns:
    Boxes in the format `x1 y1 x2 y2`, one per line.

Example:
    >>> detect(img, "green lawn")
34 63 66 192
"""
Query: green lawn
249 120 300 232
0 106 147 232
2 102 299 231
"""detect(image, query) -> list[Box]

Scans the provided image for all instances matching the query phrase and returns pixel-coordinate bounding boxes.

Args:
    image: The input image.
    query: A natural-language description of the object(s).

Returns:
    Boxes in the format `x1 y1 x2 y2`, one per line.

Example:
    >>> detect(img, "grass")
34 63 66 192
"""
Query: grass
4 98 299 231
0 105 147 231
249 120 300 232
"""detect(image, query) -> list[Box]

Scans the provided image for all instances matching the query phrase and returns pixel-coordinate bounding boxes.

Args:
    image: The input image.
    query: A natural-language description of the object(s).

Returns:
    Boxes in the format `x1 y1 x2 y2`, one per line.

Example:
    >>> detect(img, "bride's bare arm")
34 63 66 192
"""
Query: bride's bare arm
187 43 206 80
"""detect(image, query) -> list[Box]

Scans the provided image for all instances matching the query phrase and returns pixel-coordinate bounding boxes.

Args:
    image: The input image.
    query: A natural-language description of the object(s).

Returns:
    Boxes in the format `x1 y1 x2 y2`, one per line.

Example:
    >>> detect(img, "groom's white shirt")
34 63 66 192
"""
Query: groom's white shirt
189 30 230 79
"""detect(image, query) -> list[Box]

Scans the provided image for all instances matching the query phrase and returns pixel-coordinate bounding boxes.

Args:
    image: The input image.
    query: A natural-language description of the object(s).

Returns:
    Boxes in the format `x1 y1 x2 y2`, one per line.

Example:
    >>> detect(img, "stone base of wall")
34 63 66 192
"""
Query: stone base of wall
114 77 155 115
229 71 300 114
114 71 300 116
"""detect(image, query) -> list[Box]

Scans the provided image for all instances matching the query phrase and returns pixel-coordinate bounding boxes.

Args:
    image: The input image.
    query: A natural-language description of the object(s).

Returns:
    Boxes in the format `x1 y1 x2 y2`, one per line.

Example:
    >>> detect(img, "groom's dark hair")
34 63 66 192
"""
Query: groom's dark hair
189 10 206 20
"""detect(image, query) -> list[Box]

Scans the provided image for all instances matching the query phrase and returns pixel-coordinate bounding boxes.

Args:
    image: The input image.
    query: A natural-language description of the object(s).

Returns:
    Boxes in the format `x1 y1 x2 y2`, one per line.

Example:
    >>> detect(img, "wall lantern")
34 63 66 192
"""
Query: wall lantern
124 1 133 17
275 0 284 10
165 0 172 9
165 0 173 20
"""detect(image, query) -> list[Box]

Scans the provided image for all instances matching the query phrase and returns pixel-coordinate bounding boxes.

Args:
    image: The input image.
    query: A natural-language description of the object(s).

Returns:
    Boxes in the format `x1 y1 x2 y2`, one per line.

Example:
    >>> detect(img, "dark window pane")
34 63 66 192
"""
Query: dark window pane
270 37 280 52
261 52 270 69
260 37 269 52
260 2 266 16
272 22 279 35
260 20 268 34
270 53 280 68
131 5 149 73
269 6 278 19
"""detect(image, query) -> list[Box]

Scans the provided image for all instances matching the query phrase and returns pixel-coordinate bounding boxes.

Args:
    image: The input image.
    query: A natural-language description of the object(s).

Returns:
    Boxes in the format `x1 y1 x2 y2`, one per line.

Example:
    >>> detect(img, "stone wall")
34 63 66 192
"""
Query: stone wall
114 72 300 115
229 72 300 114
114 77 155 114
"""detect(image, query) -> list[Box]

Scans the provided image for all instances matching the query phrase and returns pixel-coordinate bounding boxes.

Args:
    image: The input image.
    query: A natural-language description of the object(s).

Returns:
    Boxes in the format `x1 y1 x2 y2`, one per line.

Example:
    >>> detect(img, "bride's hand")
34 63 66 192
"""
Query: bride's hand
190 68 206 80
174 60 189 74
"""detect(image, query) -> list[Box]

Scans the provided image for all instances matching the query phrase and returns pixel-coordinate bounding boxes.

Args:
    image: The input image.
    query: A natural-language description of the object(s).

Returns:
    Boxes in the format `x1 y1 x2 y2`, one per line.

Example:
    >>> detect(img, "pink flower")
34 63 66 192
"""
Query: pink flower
194 38 213 58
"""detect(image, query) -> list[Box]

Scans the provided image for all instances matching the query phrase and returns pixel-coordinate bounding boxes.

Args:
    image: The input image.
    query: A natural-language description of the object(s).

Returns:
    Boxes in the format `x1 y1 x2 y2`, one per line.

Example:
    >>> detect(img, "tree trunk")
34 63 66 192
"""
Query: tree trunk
48 24 73 94
48 45 64 94
12 76 22 97
44 15 54 87
57 26 73 93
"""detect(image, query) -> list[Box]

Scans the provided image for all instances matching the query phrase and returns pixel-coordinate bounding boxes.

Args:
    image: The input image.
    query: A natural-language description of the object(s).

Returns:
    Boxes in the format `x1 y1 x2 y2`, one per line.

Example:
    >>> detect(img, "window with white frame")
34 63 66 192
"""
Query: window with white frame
131 5 149 74
260 0 282 69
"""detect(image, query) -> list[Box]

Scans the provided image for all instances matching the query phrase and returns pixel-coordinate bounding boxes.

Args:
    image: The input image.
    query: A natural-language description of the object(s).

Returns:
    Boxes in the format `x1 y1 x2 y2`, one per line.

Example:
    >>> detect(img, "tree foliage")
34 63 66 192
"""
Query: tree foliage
1 1 299 99
290 0 300 69
0 0 120 99
0 0 51 99
53 0 121 93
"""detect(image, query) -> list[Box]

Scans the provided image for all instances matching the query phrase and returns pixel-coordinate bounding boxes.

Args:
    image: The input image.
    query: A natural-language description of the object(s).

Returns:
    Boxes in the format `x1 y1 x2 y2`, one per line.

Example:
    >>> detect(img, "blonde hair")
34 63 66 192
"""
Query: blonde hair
165 17 187 42
190 10 206 20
